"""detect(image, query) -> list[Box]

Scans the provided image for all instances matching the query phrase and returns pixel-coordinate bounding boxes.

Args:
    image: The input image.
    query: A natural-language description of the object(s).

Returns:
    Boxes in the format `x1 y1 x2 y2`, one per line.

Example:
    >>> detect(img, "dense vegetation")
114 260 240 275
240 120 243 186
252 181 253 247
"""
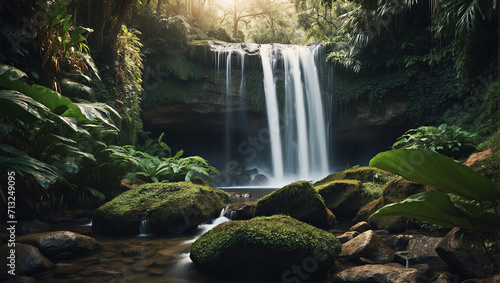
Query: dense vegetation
0 0 498 220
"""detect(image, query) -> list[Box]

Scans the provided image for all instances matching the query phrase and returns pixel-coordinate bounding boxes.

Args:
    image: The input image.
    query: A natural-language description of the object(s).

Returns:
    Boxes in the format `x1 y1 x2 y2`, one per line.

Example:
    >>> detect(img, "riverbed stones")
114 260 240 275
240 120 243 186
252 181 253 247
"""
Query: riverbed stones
435 227 493 279
17 231 101 258
333 264 425 283
0 243 53 278
253 181 335 228
92 181 224 235
340 230 395 263
190 215 341 278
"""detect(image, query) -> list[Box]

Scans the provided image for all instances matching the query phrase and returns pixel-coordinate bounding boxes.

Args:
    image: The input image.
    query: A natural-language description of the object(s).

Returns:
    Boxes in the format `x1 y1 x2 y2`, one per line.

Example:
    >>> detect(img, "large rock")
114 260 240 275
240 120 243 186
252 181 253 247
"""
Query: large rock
17 231 101 258
400 236 445 266
190 215 341 278
316 180 381 219
0 243 53 279
252 174 269 186
93 181 225 235
314 166 393 187
253 181 335 228
354 178 434 232
436 227 493 279
333 264 425 283
339 230 395 263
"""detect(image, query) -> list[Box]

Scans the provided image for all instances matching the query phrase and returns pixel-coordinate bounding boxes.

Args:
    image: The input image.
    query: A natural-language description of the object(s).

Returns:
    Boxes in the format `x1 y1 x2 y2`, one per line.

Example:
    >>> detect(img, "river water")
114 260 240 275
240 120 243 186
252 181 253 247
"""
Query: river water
37 188 288 283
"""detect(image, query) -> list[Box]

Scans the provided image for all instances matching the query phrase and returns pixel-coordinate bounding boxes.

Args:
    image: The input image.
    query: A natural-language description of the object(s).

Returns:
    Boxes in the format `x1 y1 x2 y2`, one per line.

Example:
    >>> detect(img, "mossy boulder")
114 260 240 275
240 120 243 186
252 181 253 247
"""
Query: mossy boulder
314 166 394 187
253 181 335 229
92 182 224 235
316 180 383 219
354 178 434 232
190 215 341 278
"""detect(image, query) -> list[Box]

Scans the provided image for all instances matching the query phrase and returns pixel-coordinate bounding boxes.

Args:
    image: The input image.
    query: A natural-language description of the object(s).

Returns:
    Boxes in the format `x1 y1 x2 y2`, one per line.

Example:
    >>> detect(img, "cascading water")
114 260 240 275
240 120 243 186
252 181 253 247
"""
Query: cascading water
138 218 151 236
211 42 330 183
261 44 330 181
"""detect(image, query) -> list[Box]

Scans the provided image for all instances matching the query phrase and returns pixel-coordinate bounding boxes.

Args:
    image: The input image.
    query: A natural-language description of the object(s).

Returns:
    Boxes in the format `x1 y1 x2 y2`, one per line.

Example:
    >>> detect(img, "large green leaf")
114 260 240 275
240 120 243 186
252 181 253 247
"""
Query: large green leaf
370 192 470 228
74 102 119 130
0 143 61 189
369 149 499 201
0 90 51 123
0 64 27 81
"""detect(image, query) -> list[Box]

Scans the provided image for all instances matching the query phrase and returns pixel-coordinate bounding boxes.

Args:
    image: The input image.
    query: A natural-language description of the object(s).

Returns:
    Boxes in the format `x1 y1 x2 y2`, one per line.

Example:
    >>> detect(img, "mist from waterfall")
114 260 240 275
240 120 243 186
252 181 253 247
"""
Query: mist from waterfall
212 42 330 184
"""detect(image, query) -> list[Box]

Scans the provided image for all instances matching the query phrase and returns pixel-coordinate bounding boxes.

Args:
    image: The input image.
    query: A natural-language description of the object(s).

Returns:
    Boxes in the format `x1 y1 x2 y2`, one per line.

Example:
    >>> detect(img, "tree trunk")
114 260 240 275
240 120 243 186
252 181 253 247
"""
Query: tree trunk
156 0 162 15
233 2 238 38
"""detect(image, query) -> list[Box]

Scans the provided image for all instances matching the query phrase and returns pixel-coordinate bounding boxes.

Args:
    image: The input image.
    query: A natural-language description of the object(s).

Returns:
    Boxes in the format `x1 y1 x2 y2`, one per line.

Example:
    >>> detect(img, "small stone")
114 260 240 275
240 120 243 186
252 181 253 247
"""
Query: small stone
131 266 148 273
135 260 157 268
101 251 117 258
121 246 146 257
340 230 395 263
333 264 425 283
337 231 360 244
412 264 429 274
385 234 410 251
122 258 135 264
349 221 370 233
149 268 165 276
53 264 85 275
77 256 100 266
16 231 101 258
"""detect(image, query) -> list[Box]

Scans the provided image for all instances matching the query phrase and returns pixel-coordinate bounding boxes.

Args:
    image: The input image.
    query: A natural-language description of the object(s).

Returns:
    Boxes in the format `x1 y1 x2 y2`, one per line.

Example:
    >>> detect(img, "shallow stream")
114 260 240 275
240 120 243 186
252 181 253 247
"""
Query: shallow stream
37 188 289 283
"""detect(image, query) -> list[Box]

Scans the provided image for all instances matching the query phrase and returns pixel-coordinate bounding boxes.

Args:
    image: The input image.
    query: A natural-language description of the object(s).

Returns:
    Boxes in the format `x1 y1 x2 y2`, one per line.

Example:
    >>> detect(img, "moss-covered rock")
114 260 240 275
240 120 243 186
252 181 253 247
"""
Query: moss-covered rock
253 181 335 229
314 166 394 187
316 180 383 219
92 182 224 235
354 178 435 232
190 215 341 278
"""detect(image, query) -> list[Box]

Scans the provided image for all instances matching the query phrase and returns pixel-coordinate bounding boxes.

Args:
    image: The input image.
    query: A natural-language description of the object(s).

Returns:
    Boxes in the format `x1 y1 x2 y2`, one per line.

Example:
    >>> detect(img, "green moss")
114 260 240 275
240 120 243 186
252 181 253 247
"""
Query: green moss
93 182 224 234
362 182 384 199
253 181 334 228
190 215 341 274
315 166 394 186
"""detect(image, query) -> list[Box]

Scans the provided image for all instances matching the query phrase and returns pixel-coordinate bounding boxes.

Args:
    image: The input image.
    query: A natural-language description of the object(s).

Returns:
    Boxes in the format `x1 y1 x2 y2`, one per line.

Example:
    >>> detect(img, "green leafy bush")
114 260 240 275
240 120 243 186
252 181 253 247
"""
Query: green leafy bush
392 124 477 158
0 64 118 213
107 133 219 184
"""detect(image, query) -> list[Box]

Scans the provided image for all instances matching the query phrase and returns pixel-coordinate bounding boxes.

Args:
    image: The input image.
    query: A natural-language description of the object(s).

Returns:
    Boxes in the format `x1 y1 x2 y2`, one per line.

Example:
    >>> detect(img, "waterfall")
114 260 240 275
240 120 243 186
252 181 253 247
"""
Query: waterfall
138 218 151 236
210 42 330 183
260 45 285 181
262 44 329 180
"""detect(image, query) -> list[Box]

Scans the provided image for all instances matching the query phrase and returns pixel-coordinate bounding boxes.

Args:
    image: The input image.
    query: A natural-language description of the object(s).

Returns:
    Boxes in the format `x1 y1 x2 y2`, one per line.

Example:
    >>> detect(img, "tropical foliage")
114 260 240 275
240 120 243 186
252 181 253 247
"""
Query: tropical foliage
392 124 477 158
0 63 119 214
369 149 499 232
106 133 219 184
